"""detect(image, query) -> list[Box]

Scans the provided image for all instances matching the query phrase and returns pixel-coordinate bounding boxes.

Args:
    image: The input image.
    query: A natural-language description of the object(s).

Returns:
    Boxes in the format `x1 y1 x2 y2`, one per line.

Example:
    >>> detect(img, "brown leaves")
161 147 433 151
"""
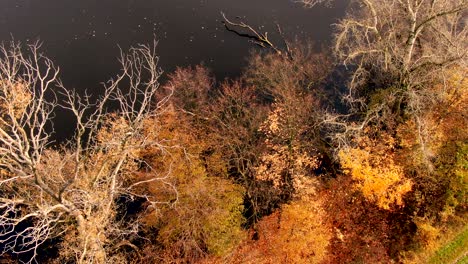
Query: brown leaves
322 177 412 263
254 103 320 198
164 65 213 114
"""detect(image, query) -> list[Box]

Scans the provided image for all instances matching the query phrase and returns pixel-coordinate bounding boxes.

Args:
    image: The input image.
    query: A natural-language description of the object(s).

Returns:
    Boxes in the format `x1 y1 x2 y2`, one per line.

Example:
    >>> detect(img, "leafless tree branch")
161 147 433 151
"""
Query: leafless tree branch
293 0 334 8
327 0 467 152
221 12 291 58
0 40 174 263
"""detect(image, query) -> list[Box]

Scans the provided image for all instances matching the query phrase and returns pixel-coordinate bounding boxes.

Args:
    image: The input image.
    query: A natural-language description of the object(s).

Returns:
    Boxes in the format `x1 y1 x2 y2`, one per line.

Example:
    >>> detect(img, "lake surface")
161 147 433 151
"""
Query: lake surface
1 0 346 82
0 0 346 140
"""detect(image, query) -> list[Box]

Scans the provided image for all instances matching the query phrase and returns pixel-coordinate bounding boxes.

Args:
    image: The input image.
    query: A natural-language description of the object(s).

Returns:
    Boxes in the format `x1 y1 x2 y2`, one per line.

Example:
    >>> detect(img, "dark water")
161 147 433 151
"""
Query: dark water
0 0 346 140
0 0 346 83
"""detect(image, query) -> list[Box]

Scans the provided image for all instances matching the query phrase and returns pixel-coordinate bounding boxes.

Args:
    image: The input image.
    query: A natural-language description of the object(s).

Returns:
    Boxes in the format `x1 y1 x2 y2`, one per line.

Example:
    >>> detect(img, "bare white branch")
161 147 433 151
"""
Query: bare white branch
0 40 174 263
293 0 334 8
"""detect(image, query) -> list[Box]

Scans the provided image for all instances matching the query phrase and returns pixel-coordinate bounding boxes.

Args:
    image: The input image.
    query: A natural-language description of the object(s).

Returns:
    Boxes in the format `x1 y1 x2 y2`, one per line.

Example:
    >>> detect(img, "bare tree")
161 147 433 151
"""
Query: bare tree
333 0 467 103
311 0 467 157
0 41 173 263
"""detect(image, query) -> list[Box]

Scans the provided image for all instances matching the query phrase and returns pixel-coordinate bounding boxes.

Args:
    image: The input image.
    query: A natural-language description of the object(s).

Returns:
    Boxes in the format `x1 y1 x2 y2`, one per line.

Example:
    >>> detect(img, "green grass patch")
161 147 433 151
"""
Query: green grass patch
429 226 468 264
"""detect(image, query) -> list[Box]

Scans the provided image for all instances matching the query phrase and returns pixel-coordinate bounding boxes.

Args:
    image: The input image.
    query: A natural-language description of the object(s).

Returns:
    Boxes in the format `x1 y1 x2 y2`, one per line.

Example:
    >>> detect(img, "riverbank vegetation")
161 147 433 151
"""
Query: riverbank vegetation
0 0 466 263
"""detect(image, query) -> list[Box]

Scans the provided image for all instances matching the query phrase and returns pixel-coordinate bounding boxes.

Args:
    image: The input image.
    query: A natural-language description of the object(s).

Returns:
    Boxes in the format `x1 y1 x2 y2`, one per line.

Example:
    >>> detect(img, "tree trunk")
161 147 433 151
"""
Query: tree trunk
75 214 107 264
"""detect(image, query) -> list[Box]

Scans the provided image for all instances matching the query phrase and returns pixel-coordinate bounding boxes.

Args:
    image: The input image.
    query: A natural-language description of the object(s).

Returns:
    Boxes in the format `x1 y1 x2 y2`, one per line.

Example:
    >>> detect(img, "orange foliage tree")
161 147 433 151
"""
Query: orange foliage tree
134 106 246 263
213 195 331 264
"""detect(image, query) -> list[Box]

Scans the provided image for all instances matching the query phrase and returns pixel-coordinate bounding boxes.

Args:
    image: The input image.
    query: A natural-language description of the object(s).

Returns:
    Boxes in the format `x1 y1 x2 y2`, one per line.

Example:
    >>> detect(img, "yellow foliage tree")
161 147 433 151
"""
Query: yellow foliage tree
216 195 331 264
339 134 413 210
137 106 246 262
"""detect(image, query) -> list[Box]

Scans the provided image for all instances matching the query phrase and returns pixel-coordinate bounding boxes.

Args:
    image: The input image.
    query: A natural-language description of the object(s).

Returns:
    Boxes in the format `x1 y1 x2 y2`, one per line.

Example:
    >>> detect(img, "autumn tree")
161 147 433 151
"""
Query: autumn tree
329 0 467 211
310 0 467 151
132 107 246 263
218 196 331 264
161 50 332 225
0 41 171 263
302 0 467 207
164 65 213 116
395 67 467 222
291 2 467 259
244 47 333 197
332 0 467 100
338 132 413 210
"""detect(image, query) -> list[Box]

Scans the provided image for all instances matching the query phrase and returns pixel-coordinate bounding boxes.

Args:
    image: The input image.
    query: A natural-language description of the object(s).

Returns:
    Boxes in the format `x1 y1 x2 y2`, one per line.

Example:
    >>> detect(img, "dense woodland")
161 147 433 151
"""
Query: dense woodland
0 0 467 263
